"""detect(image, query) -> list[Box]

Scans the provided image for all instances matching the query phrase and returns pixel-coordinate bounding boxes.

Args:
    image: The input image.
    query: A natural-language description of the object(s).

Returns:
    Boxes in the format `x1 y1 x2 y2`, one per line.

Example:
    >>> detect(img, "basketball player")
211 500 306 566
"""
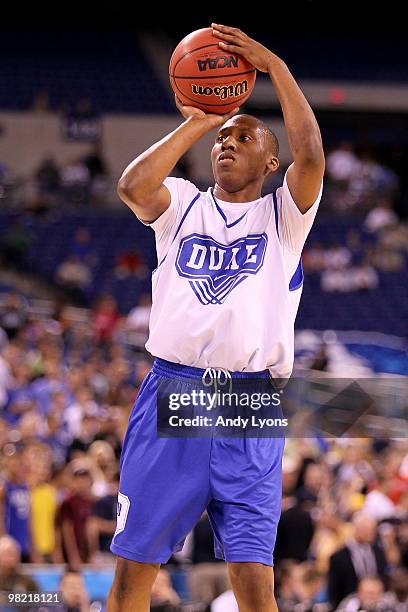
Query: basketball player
107 24 324 612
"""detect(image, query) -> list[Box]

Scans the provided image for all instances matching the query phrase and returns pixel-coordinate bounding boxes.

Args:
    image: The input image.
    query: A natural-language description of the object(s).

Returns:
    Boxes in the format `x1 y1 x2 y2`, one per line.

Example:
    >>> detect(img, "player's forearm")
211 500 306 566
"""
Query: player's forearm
267 55 324 166
118 117 211 202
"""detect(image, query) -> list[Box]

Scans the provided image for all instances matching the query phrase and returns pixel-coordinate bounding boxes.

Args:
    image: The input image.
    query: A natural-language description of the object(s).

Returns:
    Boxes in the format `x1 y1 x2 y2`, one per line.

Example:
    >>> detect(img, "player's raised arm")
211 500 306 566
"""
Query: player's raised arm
117 100 239 223
212 23 325 213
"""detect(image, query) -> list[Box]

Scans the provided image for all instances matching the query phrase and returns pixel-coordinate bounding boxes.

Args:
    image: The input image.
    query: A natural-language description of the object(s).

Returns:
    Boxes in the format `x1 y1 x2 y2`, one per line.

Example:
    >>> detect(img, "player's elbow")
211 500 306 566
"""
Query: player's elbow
117 175 145 208
117 176 131 204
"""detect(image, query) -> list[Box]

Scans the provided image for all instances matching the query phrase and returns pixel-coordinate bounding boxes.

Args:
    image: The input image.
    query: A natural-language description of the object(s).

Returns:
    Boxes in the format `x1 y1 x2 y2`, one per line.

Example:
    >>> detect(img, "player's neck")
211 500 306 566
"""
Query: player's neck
213 182 262 203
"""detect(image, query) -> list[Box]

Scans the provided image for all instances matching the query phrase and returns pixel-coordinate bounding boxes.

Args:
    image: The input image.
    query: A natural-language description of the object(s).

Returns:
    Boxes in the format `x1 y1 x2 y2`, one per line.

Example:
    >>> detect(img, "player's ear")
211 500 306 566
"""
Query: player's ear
265 155 279 177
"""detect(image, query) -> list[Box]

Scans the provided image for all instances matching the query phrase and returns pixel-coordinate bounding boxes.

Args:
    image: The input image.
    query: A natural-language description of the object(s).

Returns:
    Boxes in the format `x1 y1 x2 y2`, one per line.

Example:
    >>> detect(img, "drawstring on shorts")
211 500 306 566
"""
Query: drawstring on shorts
202 367 233 407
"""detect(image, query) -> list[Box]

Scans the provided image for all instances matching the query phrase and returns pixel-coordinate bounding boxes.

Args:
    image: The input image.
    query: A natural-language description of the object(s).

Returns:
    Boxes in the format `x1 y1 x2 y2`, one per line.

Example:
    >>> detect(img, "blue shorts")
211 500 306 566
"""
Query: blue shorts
110 358 285 566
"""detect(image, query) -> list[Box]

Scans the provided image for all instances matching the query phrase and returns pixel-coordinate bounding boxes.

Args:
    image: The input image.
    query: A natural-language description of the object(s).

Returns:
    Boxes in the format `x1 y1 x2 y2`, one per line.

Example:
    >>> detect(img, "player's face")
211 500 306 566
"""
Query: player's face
211 116 276 192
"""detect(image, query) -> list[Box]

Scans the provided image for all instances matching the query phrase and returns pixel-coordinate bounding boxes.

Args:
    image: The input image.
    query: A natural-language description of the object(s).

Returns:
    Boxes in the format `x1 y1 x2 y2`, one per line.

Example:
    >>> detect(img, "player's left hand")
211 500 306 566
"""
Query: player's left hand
211 23 275 73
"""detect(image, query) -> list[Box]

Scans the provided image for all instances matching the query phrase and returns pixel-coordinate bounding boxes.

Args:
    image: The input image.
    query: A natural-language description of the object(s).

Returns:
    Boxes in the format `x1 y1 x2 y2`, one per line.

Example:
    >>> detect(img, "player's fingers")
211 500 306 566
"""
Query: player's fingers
212 30 242 43
217 42 242 54
211 23 242 35
212 26 246 43
224 107 240 119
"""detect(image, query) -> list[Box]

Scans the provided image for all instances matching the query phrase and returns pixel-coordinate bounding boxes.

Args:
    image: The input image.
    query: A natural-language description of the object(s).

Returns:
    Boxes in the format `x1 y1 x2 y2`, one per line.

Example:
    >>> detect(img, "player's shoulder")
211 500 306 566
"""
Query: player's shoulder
164 175 199 193
163 176 203 207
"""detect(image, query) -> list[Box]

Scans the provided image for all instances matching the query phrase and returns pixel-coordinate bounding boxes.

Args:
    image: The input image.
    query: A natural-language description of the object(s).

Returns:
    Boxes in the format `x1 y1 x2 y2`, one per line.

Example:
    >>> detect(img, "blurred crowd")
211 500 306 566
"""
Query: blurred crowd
303 216 408 293
0 291 407 611
325 143 401 214
0 143 111 211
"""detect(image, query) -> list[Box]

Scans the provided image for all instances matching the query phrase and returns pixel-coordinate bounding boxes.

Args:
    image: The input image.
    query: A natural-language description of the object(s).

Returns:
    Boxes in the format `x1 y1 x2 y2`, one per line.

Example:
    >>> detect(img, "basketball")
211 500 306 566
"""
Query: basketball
169 27 256 114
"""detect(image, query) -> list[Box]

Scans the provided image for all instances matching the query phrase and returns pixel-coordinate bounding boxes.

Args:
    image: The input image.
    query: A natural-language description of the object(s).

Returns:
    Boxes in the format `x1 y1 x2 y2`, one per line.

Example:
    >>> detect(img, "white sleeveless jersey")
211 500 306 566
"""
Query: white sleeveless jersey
143 172 322 378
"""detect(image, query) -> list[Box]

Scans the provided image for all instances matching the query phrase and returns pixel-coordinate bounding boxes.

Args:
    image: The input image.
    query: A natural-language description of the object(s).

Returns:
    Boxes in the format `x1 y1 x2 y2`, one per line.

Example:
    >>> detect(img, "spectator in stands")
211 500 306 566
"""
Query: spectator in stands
364 198 399 233
383 567 408 611
1 221 32 271
326 142 359 183
64 385 98 439
57 460 93 568
211 589 238 612
41 408 71 467
88 470 119 562
150 569 181 612
274 560 297 609
0 162 18 206
278 562 326 612
60 158 90 205
371 243 405 272
68 413 101 460
125 293 151 347
321 257 379 292
363 472 397 522
328 513 387 609
34 156 61 198
0 448 31 562
87 440 116 497
29 452 58 563
81 143 107 181
309 343 329 371
114 249 148 279
378 223 408 252
335 575 387 612
274 496 315 563
326 142 361 210
81 143 110 204
103 358 133 409
188 513 230 607
352 257 379 291
0 293 28 340
348 152 396 210
91 295 121 345
320 267 351 292
302 243 327 272
29 359 66 417
69 227 97 266
325 243 352 270
345 228 362 253
311 506 351 574
0 535 38 600
56 569 90 612
55 254 92 304
296 461 328 508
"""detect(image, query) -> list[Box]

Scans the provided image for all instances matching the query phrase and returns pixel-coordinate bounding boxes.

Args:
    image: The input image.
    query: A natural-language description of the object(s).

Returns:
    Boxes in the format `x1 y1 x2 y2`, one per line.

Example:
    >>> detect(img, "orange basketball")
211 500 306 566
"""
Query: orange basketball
169 27 256 115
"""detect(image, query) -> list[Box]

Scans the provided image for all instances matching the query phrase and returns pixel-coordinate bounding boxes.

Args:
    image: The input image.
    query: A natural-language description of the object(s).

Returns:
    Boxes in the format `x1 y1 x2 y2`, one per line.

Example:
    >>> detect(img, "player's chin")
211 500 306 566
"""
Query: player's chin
214 165 241 182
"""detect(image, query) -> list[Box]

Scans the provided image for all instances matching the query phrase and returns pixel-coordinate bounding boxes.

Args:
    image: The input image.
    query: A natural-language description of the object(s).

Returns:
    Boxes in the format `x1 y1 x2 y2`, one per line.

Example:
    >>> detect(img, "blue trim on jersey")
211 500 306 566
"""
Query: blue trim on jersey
272 191 303 291
272 191 280 239
172 192 201 243
156 192 201 269
152 357 270 380
289 259 304 291
210 189 247 228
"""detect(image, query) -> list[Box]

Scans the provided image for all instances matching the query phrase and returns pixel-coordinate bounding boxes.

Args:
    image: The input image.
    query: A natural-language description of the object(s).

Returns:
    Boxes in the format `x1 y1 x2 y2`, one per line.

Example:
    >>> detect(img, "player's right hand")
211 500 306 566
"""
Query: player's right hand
175 95 239 128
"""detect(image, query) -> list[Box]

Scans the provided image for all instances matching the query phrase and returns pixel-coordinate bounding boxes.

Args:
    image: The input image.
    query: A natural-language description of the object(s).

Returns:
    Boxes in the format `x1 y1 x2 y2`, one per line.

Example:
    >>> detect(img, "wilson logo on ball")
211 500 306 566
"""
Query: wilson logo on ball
169 27 256 114
197 55 239 71
191 80 249 100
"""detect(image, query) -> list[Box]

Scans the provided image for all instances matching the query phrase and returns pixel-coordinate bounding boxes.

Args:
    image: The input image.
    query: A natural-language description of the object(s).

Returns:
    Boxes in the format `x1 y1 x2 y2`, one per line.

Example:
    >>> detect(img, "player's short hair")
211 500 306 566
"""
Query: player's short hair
254 118 279 158
265 126 279 158
235 114 279 157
